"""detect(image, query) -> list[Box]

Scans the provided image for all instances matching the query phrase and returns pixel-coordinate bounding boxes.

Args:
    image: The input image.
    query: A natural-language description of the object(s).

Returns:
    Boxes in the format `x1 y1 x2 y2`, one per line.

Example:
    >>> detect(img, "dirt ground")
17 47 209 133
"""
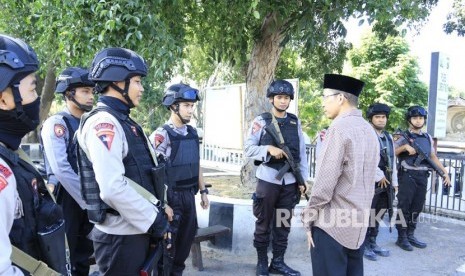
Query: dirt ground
204 175 254 200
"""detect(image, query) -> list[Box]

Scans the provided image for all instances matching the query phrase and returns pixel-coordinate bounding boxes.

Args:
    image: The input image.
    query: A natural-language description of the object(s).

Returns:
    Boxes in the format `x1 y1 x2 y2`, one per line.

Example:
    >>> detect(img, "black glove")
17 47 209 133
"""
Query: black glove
150 209 168 239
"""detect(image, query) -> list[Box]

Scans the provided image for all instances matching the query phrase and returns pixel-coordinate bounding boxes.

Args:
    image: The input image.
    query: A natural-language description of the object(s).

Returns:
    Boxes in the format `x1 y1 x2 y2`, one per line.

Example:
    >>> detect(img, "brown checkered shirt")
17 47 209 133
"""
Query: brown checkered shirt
301 109 380 249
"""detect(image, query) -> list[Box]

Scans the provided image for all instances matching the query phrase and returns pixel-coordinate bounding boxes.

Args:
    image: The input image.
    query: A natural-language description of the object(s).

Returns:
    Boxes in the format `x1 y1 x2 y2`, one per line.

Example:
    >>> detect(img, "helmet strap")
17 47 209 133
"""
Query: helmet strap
170 103 189 125
11 84 37 128
67 90 92 112
408 119 425 130
110 79 134 108
271 98 288 113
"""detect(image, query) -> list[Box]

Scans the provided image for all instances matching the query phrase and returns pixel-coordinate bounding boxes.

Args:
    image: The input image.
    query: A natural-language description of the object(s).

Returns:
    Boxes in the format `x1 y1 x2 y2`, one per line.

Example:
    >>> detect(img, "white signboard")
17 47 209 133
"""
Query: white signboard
428 52 449 138
203 79 299 150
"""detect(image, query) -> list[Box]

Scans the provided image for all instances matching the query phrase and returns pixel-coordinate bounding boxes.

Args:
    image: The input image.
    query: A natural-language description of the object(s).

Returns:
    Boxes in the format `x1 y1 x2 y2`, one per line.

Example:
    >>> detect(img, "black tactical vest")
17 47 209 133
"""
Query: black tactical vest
399 132 432 168
163 125 199 189
259 112 301 171
77 106 156 223
378 132 395 172
57 111 79 173
0 145 42 259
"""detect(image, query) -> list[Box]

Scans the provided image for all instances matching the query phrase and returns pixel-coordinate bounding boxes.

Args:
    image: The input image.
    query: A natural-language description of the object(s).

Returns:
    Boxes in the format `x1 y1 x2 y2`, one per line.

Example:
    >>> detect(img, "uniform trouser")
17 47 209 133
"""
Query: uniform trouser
311 227 363 276
165 187 198 276
252 179 297 251
395 169 428 231
58 189 94 276
89 228 150 276
366 190 389 238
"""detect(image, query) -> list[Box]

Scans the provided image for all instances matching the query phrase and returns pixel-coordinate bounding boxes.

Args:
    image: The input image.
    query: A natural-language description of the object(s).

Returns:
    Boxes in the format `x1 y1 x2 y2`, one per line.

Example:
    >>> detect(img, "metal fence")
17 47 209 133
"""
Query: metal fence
20 142 465 219
425 152 465 219
201 143 465 219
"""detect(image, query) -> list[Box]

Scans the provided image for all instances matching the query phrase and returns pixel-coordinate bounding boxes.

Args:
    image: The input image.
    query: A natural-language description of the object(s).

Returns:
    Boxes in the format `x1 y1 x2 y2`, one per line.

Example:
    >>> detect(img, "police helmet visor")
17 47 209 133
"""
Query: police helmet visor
177 89 199 101
408 107 427 117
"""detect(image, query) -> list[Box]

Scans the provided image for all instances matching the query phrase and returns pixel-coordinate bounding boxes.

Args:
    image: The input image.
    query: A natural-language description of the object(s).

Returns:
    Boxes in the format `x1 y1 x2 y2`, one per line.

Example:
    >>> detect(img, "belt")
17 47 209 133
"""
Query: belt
106 209 120 216
402 168 429 175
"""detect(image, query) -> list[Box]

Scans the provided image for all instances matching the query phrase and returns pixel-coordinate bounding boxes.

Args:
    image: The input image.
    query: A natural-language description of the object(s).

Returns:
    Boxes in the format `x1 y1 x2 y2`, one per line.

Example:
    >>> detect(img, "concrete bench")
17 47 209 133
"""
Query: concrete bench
190 225 230 271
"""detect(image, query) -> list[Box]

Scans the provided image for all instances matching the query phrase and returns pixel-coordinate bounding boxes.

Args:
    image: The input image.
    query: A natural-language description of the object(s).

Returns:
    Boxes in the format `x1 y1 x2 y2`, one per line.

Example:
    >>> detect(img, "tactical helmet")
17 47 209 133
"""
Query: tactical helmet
0 34 39 92
55 67 95 94
367 103 391 119
266 80 294 100
162 83 200 107
406 106 427 120
89 47 147 87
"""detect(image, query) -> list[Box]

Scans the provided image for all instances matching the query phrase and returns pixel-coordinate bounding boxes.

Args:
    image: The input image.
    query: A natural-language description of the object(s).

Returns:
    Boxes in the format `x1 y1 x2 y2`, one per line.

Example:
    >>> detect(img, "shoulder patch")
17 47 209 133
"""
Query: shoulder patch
0 175 7 192
54 124 66 138
0 164 12 178
94 122 115 150
252 121 262 134
154 133 165 148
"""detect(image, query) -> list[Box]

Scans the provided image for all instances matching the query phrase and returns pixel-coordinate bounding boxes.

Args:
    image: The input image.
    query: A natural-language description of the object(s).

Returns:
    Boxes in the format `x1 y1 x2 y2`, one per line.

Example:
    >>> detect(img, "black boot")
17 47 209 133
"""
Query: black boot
396 229 413 251
363 242 378 261
407 229 427 248
268 251 300 276
256 247 269 276
369 236 390 257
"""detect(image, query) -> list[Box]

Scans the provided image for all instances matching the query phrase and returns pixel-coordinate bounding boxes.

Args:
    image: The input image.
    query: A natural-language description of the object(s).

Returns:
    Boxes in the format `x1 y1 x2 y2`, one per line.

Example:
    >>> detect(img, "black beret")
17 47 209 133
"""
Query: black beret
323 74 365 97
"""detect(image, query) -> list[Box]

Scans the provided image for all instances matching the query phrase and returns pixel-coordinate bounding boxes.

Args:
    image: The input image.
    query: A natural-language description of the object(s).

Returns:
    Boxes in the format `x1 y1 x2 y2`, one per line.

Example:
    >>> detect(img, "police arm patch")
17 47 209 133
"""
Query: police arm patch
154 134 164 148
0 164 12 178
94 123 115 150
0 175 7 192
54 124 66 138
252 122 262 134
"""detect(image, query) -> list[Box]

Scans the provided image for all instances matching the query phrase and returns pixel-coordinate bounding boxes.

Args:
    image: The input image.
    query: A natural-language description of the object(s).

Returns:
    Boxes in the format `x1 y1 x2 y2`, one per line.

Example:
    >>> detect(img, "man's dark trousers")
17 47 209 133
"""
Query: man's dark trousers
311 227 363 276
253 179 296 251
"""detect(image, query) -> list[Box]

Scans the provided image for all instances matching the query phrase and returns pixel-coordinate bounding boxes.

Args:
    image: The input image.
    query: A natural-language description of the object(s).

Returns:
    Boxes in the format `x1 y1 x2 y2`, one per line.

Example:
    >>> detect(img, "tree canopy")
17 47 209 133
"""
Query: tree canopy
348 31 429 131
444 0 465 36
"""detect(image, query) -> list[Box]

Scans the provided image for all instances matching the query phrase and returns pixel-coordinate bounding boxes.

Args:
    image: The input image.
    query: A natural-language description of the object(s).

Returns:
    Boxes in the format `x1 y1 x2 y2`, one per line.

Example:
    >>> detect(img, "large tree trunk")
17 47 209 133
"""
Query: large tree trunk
240 12 285 188
23 60 57 143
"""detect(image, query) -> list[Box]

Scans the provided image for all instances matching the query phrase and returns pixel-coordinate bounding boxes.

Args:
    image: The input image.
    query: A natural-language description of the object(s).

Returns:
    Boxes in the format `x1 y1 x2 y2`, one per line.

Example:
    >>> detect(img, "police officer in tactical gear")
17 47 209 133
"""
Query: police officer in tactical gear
394 105 450 251
0 34 63 275
149 83 209 276
244 79 308 276
40 67 94 276
76 47 169 275
363 103 398 261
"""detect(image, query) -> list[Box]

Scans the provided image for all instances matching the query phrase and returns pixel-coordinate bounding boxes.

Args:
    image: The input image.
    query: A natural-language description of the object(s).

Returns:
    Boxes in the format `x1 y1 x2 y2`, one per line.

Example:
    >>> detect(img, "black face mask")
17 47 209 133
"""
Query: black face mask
0 97 41 149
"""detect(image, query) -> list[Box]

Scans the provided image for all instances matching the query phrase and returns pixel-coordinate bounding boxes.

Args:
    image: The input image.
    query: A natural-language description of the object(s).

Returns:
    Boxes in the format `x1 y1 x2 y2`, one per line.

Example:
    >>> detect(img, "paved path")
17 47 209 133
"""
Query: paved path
183 214 465 276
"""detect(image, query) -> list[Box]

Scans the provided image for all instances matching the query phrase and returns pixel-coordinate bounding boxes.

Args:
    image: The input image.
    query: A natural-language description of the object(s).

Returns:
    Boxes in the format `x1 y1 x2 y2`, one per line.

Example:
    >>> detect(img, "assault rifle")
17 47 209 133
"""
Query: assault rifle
263 123 309 202
396 129 445 178
375 146 395 229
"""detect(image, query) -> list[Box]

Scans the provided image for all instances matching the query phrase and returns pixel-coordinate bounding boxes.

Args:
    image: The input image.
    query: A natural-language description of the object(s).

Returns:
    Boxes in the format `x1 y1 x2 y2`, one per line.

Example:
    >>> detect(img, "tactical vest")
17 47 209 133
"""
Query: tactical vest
0 145 41 259
259 112 301 171
399 132 432 168
163 125 199 189
378 132 394 173
77 106 156 223
57 111 79 173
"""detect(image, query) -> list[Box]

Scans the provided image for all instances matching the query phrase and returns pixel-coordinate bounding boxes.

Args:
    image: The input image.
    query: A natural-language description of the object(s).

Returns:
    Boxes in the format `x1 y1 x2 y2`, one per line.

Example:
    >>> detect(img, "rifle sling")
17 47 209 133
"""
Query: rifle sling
11 245 61 276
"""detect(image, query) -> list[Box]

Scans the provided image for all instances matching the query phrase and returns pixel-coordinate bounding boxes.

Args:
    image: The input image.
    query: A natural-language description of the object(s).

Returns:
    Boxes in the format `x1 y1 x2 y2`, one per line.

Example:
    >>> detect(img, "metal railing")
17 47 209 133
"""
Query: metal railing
425 152 465 219
21 142 465 219
200 143 465 219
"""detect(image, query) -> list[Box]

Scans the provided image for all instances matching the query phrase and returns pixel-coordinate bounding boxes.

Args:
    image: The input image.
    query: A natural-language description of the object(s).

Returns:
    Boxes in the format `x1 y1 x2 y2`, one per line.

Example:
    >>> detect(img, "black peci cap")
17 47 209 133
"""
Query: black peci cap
323 74 365 97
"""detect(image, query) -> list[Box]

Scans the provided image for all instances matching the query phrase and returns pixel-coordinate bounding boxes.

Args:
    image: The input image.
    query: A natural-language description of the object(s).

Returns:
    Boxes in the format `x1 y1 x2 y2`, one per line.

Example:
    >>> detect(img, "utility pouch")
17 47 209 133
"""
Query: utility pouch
151 164 167 208
37 220 67 275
